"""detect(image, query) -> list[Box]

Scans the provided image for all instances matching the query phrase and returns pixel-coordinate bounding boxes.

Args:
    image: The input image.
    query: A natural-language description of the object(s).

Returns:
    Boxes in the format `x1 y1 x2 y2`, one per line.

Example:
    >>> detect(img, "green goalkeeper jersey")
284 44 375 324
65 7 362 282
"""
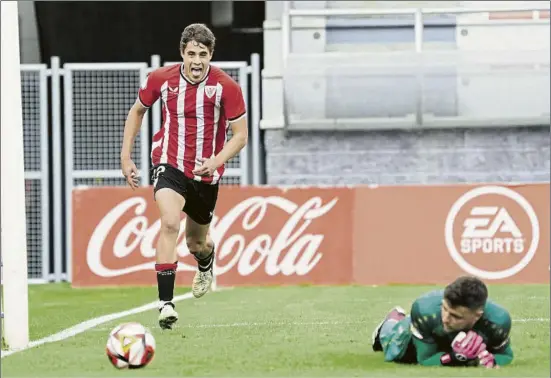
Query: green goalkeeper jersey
410 290 514 366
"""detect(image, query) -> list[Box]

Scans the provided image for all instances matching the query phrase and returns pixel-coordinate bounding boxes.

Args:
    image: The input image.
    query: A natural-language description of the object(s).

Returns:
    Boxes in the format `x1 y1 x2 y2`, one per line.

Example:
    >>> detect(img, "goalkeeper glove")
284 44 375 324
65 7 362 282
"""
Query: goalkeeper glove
440 331 486 366
478 350 498 368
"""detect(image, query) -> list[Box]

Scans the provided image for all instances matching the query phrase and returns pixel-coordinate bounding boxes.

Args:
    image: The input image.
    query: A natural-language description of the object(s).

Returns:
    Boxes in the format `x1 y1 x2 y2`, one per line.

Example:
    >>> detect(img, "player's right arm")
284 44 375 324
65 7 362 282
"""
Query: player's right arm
120 72 161 189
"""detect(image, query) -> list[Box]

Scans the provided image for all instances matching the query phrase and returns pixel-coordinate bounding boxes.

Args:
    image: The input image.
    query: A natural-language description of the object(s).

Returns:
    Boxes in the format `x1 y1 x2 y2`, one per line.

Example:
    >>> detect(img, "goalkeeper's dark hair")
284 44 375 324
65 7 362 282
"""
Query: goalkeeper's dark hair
444 276 488 311
180 23 216 53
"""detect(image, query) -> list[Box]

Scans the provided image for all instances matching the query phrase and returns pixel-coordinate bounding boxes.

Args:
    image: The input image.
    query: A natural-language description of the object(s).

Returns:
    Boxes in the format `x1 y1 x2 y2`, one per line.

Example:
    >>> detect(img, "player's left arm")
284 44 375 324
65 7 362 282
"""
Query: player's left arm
213 81 248 167
486 312 514 366
212 117 248 168
493 343 514 366
193 80 248 177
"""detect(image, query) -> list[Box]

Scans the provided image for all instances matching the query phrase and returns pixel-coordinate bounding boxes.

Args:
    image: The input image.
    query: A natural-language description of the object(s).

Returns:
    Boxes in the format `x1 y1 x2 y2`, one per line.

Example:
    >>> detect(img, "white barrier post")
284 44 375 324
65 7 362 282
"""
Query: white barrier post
1 0 30 350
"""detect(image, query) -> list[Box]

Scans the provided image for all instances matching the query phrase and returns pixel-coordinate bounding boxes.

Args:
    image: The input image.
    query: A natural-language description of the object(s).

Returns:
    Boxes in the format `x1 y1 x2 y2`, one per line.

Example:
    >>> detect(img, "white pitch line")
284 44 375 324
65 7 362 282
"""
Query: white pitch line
513 317 550 323
172 317 551 328
88 317 550 332
2 288 548 358
183 320 362 328
185 318 549 328
89 320 366 331
1 292 195 358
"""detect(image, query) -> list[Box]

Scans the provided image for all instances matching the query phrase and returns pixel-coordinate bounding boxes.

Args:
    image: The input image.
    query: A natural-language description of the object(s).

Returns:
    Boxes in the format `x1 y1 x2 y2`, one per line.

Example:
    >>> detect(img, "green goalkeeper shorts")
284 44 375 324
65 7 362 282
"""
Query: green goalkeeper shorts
380 316 417 364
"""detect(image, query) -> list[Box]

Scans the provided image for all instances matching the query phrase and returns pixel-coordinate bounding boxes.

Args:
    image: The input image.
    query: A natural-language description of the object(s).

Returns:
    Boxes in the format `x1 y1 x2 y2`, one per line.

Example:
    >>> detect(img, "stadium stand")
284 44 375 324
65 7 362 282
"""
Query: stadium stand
261 1 550 186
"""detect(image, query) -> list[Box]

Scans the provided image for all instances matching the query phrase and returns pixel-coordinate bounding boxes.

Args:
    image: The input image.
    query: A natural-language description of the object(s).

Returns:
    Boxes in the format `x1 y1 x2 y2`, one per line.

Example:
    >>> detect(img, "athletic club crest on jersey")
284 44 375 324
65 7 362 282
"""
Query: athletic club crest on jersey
205 85 217 99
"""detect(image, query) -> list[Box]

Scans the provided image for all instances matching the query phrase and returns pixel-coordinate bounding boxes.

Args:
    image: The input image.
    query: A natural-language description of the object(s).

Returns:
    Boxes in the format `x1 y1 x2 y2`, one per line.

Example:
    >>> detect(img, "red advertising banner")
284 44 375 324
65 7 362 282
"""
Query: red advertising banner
72 183 550 287
72 186 353 287
353 184 550 285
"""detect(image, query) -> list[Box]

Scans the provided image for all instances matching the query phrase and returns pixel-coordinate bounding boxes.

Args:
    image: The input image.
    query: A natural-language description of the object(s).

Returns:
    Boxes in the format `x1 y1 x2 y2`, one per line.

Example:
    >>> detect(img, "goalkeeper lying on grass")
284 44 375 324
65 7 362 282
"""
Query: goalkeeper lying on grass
372 276 513 368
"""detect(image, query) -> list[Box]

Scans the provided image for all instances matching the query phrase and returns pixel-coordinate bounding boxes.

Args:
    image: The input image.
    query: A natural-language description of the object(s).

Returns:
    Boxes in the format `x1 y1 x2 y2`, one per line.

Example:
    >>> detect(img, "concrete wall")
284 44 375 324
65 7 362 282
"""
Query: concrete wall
18 1 40 64
264 126 550 185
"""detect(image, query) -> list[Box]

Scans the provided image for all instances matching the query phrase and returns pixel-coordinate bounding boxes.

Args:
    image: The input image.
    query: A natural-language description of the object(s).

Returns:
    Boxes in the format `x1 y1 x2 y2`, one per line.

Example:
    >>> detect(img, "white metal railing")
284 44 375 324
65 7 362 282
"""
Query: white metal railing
282 2 550 57
11 65 51 284
62 62 150 283
280 2 550 131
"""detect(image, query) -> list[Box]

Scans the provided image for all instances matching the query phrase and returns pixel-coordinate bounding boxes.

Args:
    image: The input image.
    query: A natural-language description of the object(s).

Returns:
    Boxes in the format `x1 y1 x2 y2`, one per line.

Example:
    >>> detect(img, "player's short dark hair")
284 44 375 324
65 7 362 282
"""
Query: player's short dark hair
180 23 216 53
444 276 488 311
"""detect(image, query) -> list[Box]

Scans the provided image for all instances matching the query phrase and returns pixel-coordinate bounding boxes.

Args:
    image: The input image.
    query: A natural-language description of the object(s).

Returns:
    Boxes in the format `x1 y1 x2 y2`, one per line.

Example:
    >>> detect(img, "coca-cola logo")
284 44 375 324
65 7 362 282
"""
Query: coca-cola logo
86 195 338 278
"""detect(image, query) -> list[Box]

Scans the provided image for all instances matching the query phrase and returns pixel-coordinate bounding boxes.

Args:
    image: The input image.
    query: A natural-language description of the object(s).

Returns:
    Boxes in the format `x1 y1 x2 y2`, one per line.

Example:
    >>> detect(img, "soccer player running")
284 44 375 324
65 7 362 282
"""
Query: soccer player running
372 276 513 368
120 24 248 329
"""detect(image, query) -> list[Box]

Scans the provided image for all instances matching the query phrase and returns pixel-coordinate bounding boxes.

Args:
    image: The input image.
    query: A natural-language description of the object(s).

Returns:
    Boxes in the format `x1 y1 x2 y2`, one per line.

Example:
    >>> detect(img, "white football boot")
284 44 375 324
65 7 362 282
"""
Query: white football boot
372 306 407 351
192 249 215 298
158 301 178 330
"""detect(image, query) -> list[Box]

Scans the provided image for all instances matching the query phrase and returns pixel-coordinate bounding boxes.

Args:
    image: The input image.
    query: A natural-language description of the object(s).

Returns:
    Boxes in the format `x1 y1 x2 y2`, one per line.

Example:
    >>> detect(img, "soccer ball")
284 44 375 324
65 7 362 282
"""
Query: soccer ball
106 322 156 369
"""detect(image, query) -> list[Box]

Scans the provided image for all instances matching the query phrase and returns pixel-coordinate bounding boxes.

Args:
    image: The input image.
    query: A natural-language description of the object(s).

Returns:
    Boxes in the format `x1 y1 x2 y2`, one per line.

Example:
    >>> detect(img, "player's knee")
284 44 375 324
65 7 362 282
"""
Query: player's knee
160 215 180 235
186 237 212 255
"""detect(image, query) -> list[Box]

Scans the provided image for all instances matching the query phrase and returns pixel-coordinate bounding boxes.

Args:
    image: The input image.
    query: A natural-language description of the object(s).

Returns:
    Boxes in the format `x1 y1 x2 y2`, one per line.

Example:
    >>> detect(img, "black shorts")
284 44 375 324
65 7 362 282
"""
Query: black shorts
151 164 219 225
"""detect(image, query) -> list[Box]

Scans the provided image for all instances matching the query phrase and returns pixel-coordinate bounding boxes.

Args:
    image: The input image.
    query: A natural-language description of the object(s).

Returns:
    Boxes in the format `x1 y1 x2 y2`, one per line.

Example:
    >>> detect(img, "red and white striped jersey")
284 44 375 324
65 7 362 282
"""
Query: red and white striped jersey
138 64 246 185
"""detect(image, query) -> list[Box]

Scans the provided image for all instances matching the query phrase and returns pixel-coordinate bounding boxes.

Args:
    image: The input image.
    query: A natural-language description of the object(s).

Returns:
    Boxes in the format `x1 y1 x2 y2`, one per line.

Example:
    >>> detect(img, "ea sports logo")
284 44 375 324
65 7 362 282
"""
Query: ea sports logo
445 186 539 280
462 207 524 253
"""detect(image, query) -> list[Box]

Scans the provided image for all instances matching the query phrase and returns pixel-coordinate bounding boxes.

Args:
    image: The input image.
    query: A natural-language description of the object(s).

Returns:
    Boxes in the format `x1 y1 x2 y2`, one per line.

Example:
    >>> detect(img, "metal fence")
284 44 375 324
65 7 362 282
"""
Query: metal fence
19 54 262 283
63 63 150 282
21 65 49 284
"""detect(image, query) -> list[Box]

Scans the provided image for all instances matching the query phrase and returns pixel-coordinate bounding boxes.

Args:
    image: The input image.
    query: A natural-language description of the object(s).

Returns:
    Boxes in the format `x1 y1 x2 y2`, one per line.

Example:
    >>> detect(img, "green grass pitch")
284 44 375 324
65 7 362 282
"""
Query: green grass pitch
1 283 549 377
